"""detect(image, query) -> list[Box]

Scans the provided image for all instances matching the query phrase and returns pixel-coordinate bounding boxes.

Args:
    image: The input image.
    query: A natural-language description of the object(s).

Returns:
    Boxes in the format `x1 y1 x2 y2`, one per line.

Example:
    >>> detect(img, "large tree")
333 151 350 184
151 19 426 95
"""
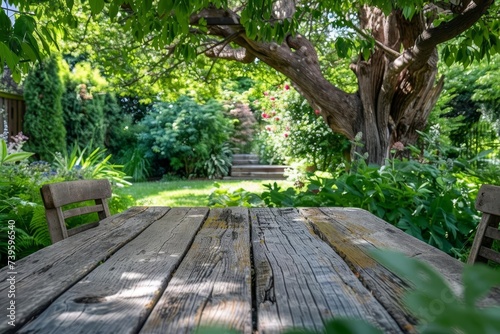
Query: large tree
1 0 498 164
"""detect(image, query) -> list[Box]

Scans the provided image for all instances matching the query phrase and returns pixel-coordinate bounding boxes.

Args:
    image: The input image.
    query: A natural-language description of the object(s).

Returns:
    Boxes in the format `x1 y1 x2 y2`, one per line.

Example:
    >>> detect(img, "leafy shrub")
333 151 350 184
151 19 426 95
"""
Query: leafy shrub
210 134 499 257
204 143 233 179
122 147 151 182
23 56 66 161
259 157 478 255
226 102 256 154
138 96 233 178
52 145 131 187
60 60 110 151
252 85 349 170
208 183 264 207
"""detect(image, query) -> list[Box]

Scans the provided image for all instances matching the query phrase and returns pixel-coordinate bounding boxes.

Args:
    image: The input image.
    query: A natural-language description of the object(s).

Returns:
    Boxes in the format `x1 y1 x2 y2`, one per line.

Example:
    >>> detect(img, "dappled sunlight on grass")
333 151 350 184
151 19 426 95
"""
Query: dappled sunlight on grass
115 180 293 207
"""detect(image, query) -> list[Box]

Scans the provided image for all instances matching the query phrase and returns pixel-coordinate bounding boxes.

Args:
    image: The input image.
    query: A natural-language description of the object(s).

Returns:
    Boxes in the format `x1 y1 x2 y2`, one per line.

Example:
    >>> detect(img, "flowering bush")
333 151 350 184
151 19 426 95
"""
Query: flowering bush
252 84 349 171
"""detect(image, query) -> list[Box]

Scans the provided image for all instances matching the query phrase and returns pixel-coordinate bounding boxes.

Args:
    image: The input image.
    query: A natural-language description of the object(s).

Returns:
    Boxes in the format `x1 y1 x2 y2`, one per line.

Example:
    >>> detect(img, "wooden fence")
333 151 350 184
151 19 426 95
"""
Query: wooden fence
0 93 25 141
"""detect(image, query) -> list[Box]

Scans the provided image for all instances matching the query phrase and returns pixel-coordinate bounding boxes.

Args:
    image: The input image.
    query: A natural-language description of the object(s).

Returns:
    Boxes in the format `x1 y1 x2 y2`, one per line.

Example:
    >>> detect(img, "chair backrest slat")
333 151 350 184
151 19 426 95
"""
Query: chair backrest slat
40 180 112 243
475 184 500 216
485 226 500 241
41 179 112 208
478 247 500 264
468 184 500 265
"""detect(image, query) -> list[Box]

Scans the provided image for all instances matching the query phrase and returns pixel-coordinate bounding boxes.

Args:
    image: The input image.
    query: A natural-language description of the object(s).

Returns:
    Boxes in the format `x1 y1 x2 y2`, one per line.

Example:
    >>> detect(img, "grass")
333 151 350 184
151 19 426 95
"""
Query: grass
114 179 293 207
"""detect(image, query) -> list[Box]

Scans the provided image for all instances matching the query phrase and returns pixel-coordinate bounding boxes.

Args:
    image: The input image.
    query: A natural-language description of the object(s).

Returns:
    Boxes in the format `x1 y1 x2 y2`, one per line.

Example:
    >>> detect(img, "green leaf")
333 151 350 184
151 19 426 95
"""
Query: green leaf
143 0 152 12
0 9 12 38
3 152 34 164
108 2 119 20
371 249 458 321
322 318 383 334
159 0 175 16
0 139 7 163
0 41 19 70
89 0 105 15
66 0 74 10
21 42 38 62
462 264 500 307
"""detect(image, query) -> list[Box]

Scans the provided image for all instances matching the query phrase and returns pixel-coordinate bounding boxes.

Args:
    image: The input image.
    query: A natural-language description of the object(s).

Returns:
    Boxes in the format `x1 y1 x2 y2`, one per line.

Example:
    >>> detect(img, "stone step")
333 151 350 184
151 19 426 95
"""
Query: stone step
232 154 260 165
224 172 287 180
229 154 289 180
231 165 288 173
233 154 259 159
232 158 260 165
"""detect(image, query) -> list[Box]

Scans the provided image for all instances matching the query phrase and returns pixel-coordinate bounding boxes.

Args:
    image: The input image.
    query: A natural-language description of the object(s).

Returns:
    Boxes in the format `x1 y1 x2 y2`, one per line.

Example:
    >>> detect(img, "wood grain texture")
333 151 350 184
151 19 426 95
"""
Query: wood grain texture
40 179 112 208
18 207 207 334
301 208 500 314
251 207 401 334
41 179 112 243
0 206 168 334
300 207 417 332
140 207 252 334
468 212 500 265
475 184 500 216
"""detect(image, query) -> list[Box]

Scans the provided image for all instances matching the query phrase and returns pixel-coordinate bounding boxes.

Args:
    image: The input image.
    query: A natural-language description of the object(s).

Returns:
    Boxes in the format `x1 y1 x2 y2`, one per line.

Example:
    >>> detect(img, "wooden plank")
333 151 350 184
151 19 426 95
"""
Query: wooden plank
0 206 168 333
475 184 500 216
301 208 500 318
479 247 500 264
485 226 500 240
63 204 104 218
251 207 401 334
67 221 100 236
18 207 208 334
300 208 418 332
140 207 253 334
40 179 112 208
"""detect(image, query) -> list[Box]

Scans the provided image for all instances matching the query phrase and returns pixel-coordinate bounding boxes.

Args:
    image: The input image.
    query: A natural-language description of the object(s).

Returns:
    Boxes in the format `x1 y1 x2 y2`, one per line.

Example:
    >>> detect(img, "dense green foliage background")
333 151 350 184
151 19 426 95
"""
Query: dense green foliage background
23 56 66 161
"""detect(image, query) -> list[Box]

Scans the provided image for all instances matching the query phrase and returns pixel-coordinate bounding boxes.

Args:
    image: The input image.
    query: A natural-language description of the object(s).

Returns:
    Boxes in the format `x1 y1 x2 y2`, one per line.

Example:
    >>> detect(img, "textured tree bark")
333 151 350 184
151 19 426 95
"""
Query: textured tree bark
193 0 493 164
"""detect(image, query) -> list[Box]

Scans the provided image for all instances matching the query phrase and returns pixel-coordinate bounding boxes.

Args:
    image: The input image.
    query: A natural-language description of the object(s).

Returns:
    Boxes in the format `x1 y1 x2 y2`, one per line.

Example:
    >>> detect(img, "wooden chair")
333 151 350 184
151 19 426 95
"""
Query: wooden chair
468 184 500 265
40 179 112 243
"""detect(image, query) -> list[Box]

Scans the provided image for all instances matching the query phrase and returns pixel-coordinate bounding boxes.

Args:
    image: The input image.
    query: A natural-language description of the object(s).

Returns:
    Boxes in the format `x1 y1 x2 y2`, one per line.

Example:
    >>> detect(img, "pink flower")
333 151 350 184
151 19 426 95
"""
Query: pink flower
392 141 405 151
261 113 269 119
266 126 272 131
270 96 276 101
314 109 321 116
263 91 269 96
275 117 280 121
284 133 289 138
285 126 290 131
284 84 290 90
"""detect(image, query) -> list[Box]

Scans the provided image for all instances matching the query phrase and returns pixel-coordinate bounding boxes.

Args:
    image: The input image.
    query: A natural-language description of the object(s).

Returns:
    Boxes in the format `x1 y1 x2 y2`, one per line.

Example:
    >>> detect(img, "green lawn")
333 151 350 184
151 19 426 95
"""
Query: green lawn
115 179 293 207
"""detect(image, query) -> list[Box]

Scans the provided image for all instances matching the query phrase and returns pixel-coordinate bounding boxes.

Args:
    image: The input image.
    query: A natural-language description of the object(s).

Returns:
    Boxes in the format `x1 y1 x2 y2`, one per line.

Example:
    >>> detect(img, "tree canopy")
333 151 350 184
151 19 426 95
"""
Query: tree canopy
1 0 498 163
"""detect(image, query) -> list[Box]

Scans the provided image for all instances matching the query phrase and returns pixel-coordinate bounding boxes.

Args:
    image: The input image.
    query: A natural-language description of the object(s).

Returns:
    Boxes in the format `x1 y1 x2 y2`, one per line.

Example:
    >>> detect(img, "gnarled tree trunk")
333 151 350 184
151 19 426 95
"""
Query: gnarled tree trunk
194 0 493 165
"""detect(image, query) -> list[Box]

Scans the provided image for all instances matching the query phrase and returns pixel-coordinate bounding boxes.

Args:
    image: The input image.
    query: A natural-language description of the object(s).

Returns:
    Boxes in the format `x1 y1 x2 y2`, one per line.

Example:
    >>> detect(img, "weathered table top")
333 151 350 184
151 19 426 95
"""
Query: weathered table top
0 207 498 333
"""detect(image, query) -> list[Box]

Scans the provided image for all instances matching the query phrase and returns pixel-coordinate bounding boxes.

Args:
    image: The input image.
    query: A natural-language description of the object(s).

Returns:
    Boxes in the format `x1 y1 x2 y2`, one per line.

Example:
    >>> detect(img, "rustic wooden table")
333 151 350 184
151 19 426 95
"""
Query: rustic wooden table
0 207 497 333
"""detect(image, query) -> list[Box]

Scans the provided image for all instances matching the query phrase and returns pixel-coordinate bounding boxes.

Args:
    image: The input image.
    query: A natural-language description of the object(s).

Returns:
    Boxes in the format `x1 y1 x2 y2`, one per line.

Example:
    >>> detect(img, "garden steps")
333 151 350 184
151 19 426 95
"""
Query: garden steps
225 154 288 180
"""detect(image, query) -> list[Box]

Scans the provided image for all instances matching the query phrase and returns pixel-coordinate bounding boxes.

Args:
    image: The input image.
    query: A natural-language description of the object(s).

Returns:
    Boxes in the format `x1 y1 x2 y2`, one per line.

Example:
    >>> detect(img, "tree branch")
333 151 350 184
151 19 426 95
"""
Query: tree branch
388 0 494 76
351 24 401 59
